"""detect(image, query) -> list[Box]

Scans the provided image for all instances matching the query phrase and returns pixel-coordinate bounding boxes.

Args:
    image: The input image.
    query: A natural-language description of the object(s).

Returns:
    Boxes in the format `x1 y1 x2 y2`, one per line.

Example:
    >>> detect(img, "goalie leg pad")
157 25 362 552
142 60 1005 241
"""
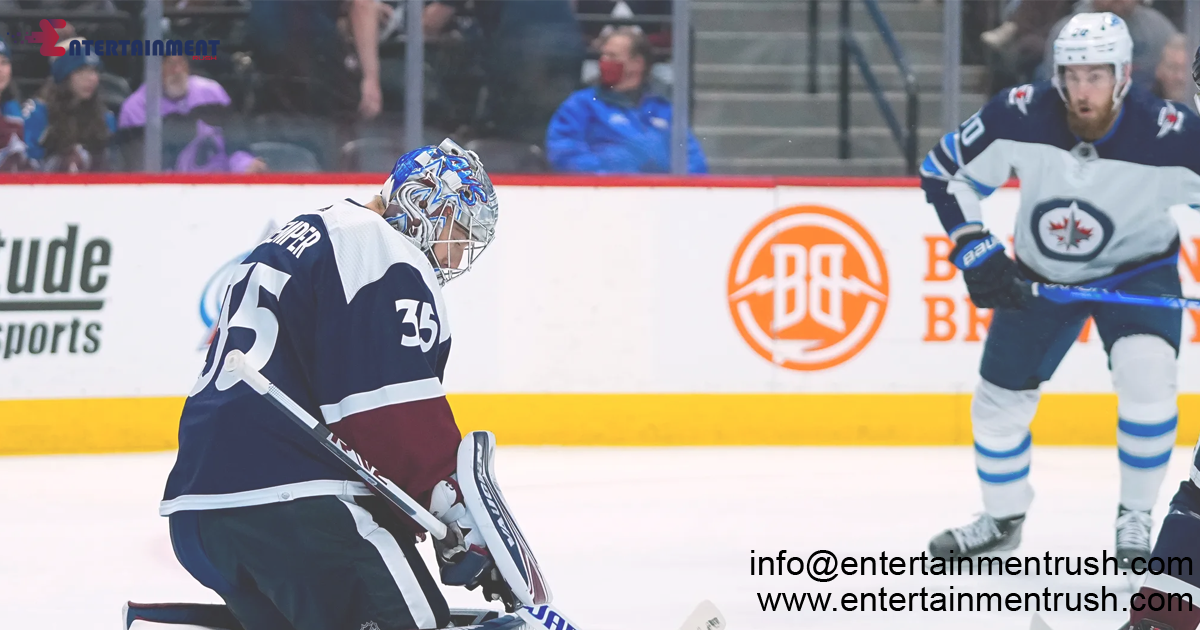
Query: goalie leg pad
457 430 552 607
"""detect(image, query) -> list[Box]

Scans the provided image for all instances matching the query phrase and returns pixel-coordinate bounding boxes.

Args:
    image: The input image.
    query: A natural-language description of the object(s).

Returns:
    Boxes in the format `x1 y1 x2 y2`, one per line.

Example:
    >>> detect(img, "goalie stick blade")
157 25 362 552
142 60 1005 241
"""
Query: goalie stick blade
125 602 242 629
124 603 504 629
677 601 726 630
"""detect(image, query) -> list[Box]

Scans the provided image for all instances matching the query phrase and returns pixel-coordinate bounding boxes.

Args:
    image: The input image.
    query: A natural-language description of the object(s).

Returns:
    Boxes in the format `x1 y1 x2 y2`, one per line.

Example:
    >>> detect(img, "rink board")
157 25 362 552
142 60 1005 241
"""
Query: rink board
5 392 1200 455
3 177 1200 453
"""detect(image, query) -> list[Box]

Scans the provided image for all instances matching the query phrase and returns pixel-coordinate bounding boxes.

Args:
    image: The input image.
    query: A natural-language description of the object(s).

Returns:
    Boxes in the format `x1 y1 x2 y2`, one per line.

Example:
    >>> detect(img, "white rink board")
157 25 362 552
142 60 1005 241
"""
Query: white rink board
2 183 1200 400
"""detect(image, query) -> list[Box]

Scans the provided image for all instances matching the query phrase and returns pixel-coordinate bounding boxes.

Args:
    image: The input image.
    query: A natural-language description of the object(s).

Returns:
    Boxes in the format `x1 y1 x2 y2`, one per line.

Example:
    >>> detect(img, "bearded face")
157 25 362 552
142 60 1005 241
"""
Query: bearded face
1060 64 1125 141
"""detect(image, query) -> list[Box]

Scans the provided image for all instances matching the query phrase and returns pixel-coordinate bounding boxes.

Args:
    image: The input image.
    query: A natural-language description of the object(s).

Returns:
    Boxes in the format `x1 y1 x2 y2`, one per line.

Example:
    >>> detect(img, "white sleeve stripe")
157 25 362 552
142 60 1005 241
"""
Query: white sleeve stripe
321 377 446 425
946 181 985 224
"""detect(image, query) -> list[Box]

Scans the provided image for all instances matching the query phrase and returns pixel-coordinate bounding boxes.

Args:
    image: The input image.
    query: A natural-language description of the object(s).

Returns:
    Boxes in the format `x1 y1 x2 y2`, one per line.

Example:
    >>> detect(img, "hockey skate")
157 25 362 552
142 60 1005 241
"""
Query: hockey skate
929 513 1024 559
1115 505 1152 570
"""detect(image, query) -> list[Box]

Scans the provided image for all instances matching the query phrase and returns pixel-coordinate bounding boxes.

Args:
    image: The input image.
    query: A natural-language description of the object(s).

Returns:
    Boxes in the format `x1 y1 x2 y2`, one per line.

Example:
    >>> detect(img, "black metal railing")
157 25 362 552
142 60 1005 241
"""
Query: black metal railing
837 0 919 174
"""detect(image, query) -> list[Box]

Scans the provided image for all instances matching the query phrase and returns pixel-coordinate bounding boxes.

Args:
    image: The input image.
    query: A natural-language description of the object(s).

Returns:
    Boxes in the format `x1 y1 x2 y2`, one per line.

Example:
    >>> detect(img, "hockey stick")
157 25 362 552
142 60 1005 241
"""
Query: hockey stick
1030 282 1200 310
124 601 728 630
1030 611 1129 630
222 349 447 540
124 602 517 629
1030 612 1053 630
676 601 727 630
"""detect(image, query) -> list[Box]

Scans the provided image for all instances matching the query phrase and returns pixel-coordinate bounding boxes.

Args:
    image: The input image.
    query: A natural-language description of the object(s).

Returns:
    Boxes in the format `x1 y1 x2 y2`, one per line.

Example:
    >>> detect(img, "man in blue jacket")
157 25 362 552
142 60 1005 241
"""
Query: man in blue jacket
546 27 708 174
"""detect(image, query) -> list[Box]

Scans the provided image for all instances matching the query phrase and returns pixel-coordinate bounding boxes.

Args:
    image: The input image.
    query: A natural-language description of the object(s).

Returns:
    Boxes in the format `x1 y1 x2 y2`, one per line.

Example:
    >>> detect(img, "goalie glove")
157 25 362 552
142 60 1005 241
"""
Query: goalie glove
428 477 518 609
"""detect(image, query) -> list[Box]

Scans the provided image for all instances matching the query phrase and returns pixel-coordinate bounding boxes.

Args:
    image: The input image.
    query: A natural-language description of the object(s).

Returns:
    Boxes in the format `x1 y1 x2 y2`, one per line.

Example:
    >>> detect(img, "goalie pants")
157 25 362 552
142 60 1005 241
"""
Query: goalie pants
169 495 450 630
972 260 1182 518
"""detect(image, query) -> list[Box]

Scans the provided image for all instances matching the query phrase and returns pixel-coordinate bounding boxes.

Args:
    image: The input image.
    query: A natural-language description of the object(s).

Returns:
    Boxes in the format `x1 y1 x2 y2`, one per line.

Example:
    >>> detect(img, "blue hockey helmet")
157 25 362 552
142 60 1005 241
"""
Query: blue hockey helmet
380 139 499 285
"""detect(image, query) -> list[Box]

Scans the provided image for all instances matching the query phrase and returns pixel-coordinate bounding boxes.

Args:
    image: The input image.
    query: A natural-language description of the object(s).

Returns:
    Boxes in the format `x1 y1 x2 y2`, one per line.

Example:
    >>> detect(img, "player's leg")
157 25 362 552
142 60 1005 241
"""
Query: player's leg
1094 264 1183 569
168 511 294 629
1125 474 1200 630
182 496 450 630
929 296 1090 558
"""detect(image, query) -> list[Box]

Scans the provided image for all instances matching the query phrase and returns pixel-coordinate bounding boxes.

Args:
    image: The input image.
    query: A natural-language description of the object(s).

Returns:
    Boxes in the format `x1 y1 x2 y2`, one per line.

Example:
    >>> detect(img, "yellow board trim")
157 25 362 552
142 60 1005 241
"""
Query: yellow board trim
1 394 1197 455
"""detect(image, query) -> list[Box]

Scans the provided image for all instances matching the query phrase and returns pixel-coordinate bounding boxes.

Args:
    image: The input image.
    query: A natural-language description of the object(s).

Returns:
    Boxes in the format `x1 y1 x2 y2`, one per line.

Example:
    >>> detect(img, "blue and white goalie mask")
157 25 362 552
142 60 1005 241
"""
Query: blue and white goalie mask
380 139 499 285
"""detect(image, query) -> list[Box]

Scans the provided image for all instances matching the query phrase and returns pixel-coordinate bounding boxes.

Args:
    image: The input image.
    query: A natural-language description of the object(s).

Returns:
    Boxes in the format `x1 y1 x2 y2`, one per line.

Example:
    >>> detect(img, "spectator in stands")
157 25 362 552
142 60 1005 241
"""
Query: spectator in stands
118 55 266 173
576 1 672 49
35 0 140 82
423 0 585 143
248 0 382 120
0 37 31 171
1154 33 1194 106
981 0 1072 87
545 27 706 174
22 38 115 171
1039 0 1178 88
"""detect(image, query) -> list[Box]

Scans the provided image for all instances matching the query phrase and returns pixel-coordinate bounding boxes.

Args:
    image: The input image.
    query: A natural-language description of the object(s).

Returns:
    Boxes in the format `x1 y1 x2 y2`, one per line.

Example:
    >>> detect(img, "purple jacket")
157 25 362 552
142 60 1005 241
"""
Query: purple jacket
119 75 256 173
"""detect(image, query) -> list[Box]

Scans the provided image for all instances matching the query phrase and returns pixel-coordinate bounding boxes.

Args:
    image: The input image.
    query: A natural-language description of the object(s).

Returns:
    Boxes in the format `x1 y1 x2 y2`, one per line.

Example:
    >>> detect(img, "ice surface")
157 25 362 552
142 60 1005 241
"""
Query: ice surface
2 446 1187 630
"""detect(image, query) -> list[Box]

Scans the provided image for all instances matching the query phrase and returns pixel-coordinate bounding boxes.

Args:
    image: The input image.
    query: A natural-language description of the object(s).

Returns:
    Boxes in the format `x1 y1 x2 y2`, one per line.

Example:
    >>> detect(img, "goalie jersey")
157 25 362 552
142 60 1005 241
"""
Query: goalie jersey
920 81 1200 285
161 200 460 518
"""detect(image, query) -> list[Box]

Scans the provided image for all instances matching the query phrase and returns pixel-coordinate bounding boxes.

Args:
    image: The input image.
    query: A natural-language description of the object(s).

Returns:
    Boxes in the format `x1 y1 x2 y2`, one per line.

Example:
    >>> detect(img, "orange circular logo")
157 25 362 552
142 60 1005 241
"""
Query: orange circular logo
727 205 889 371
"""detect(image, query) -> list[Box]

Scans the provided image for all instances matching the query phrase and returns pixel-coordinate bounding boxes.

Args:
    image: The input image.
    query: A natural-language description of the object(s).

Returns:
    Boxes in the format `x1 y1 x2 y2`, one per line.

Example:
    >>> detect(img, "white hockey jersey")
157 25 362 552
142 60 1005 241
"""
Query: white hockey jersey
920 81 1200 284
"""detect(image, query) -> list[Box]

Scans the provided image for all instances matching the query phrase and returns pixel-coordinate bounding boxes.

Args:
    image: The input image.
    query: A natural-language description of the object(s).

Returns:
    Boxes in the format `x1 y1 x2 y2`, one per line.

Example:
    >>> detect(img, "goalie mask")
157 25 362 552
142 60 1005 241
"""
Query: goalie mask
380 139 499 285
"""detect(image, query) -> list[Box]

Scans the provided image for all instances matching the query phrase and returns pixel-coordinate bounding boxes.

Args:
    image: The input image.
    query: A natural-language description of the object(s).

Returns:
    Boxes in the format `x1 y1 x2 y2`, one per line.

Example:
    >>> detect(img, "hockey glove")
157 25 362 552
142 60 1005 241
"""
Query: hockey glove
428 477 519 610
950 229 1028 310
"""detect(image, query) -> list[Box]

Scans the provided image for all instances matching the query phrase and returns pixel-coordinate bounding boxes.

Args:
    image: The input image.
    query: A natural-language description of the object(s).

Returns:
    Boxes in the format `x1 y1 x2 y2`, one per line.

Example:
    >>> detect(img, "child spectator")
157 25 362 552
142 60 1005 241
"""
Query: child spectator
119 55 266 173
0 37 31 171
22 38 116 172
545 27 706 174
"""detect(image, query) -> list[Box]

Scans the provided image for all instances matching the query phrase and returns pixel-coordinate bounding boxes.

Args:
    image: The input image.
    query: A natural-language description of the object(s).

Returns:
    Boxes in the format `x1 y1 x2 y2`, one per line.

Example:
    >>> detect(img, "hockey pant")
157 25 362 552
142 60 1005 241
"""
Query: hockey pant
169 495 450 630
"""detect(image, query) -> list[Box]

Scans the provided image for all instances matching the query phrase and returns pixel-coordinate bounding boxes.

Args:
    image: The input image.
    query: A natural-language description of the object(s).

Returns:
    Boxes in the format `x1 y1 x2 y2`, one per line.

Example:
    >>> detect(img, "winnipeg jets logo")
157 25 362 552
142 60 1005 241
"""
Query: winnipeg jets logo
1008 84 1034 115
1030 198 1113 262
1158 103 1184 138
1047 210 1094 249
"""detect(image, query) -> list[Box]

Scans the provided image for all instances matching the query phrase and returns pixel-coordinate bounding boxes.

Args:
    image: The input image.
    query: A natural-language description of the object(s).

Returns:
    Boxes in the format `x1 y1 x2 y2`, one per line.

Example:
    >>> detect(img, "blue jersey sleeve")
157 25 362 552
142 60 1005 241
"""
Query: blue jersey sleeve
920 83 1038 236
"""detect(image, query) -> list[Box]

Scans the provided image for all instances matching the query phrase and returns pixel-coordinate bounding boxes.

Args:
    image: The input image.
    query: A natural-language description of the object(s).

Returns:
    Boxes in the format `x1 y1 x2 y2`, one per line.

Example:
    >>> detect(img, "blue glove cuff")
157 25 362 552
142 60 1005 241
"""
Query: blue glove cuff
953 234 1005 270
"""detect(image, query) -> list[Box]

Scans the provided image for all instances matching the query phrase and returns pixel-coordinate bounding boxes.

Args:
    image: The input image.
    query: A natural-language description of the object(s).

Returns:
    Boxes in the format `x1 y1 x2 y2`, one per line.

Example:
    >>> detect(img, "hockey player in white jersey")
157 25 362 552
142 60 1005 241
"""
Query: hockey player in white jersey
920 12 1200 568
